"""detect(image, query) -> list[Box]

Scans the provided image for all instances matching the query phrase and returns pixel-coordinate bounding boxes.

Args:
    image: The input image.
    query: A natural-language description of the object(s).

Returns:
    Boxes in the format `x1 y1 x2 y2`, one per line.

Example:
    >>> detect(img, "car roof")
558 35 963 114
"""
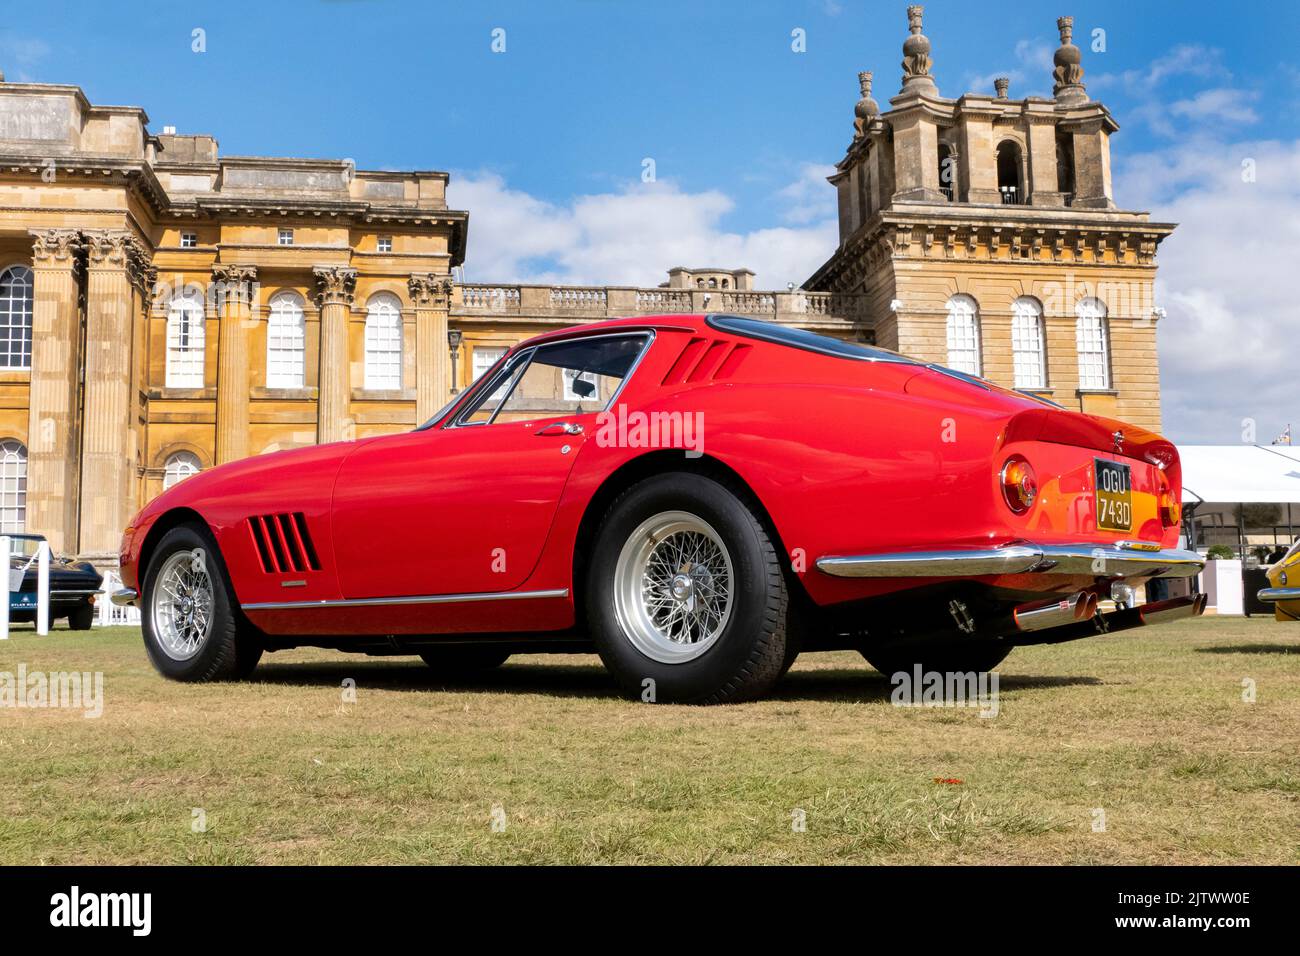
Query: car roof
522 314 705 347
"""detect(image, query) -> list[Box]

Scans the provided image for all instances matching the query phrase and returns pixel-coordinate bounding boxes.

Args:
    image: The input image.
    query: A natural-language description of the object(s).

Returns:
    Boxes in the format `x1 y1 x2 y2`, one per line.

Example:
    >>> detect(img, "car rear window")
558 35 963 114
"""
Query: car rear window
705 314 919 364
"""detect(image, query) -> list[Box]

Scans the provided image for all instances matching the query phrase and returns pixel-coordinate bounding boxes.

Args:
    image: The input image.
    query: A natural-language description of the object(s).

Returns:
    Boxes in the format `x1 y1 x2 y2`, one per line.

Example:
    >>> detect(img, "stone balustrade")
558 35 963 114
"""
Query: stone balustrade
451 283 871 330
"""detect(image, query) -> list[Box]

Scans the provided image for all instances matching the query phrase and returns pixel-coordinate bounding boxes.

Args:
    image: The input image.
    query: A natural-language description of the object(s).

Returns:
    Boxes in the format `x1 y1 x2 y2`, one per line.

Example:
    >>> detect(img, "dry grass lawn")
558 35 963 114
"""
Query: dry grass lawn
1 616 1297 864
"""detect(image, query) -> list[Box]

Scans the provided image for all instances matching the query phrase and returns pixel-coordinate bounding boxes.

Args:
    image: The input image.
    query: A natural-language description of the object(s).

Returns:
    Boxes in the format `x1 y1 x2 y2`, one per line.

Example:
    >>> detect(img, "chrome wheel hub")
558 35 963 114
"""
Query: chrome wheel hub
613 511 734 664
151 548 214 662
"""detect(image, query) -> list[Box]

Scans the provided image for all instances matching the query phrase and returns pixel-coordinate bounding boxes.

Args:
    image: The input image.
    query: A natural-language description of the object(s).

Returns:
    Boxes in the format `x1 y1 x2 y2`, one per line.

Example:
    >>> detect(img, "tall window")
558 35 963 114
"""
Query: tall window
996 140 1024 205
266 291 306 388
0 439 26 533
1012 296 1047 389
937 143 956 201
1076 297 1111 390
945 295 982 375
162 451 202 490
364 293 403 390
0 265 34 370
166 294 206 388
471 346 506 384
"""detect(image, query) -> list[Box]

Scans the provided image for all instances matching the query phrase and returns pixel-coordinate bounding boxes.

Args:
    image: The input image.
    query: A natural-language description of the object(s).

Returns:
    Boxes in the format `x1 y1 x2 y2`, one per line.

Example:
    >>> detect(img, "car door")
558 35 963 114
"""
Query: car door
330 332 650 599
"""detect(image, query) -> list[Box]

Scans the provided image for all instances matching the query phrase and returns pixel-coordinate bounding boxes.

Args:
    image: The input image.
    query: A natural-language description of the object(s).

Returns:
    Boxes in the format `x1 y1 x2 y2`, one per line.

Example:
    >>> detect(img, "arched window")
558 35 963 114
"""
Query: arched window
0 265 34 369
364 293 403 390
937 143 956 201
1011 296 1047 389
266 291 305 389
1056 132 1075 200
945 295 982 375
162 451 202 490
996 140 1023 205
0 439 26 533
166 293 206 388
1076 298 1111 390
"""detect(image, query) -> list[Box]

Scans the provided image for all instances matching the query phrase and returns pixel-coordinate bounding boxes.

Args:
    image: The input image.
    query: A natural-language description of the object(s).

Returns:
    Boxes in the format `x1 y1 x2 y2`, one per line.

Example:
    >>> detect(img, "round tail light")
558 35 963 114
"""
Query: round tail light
1159 480 1181 527
1000 456 1037 514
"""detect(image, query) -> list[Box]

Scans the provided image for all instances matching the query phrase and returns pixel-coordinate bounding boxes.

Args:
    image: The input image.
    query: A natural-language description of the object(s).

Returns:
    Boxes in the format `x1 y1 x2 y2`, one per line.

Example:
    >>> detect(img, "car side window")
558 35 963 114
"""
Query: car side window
453 333 649 427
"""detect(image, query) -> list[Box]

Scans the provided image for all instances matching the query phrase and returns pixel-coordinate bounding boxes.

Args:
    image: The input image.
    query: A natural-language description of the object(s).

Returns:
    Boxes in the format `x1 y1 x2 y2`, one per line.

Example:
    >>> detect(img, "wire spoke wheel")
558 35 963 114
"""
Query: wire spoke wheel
151 548 215 662
613 510 735 664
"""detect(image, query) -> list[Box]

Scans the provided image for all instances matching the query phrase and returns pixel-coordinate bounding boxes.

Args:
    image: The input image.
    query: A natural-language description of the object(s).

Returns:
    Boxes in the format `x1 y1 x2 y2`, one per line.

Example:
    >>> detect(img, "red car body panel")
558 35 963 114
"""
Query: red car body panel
119 314 1185 640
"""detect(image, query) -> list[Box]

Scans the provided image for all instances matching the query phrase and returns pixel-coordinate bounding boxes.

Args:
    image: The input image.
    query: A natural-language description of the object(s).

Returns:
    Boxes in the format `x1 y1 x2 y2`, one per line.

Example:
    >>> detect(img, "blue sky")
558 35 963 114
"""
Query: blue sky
3 0 1298 442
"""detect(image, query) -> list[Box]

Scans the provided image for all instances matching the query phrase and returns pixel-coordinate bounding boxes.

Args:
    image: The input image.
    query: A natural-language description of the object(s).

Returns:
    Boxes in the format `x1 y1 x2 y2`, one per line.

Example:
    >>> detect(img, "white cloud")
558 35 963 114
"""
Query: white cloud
449 170 838 290
1167 88 1259 126
1116 138 1300 443
0 31 50 82
966 38 1053 99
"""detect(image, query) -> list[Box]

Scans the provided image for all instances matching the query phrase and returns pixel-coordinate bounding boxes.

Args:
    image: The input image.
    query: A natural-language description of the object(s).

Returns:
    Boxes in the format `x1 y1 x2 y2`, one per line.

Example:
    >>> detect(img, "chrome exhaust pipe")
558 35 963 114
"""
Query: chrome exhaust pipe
1010 590 1096 632
1137 592 1208 626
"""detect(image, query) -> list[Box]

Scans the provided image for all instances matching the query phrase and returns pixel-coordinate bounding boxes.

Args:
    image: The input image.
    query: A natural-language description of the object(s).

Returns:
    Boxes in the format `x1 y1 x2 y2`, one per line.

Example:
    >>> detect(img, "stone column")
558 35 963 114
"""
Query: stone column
313 266 356 444
409 273 454 422
25 229 84 555
212 264 257 464
78 231 139 559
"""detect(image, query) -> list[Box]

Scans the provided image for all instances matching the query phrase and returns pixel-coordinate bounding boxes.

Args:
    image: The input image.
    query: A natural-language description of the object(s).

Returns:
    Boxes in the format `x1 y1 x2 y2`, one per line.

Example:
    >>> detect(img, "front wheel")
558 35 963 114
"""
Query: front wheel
141 524 263 681
586 473 788 704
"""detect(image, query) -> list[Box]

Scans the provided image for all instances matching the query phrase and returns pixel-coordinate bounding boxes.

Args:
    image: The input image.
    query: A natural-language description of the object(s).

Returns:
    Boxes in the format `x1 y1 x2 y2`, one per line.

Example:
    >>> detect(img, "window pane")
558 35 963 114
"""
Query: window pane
0 439 26 533
458 334 647 426
267 293 305 388
364 296 403 390
162 451 201 490
1076 299 1110 390
0 266 33 370
166 296 206 388
471 346 507 383
945 297 981 376
1012 299 1045 389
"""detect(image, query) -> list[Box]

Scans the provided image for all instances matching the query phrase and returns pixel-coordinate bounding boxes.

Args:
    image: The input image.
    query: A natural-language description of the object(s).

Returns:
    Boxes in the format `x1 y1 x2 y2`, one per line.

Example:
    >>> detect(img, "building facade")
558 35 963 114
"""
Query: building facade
0 5 1173 567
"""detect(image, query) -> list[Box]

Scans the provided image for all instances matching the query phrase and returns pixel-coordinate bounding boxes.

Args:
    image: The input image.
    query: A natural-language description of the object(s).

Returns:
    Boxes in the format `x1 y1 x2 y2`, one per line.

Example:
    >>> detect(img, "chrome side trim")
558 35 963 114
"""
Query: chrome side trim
1257 587 1300 603
242 587 570 612
111 588 138 607
816 542 1204 580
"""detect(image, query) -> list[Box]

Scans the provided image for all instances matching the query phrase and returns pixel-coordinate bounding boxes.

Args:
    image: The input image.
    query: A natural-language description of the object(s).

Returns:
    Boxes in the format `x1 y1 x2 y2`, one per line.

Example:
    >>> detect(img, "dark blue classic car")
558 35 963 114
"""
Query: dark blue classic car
8 533 103 630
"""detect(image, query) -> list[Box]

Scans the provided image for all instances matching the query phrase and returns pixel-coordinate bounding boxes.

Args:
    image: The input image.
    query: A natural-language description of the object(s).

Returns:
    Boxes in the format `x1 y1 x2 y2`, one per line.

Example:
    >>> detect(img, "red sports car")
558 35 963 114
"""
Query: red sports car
113 314 1205 702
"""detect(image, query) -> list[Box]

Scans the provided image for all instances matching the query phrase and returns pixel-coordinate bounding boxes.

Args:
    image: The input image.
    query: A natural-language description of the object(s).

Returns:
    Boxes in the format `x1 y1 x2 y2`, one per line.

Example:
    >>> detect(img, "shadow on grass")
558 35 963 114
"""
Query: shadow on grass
248 657 1103 703
1196 643 1299 656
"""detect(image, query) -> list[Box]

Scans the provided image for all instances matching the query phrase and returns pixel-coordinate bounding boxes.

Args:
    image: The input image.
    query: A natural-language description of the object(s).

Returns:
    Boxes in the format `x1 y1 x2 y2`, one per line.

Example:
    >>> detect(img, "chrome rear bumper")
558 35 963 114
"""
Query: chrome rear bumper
110 588 138 607
1257 587 1300 603
816 541 1204 580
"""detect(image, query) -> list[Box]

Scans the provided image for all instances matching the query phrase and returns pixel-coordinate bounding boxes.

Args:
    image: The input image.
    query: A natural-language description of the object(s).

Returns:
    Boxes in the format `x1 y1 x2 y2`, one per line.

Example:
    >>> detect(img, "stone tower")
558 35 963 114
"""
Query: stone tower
806 8 1176 432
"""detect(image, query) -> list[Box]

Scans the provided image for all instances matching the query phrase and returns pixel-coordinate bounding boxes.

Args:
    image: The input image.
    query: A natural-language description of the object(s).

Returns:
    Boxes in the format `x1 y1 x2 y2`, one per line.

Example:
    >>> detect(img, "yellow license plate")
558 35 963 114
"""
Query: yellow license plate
1095 458 1132 532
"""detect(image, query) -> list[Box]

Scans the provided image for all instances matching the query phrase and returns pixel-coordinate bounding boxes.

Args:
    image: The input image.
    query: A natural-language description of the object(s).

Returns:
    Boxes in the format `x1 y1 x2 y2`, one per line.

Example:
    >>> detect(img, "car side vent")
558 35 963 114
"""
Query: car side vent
661 339 751 385
247 512 321 574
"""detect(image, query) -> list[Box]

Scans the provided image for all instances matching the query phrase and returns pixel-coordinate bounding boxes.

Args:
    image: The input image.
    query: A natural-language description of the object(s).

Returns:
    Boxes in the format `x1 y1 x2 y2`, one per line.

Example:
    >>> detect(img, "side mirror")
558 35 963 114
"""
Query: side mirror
571 376 596 398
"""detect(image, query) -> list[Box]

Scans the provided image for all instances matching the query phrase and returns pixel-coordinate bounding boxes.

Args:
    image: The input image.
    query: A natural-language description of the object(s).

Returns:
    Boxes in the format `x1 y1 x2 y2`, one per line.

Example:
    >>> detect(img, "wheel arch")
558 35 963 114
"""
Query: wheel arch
571 450 806 629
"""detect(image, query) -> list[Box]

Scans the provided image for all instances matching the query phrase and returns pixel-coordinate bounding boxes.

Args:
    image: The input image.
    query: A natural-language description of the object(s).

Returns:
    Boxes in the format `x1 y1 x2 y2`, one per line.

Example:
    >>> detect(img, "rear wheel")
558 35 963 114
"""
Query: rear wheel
141 524 263 681
586 473 787 704
418 647 511 672
66 603 95 631
861 640 1013 678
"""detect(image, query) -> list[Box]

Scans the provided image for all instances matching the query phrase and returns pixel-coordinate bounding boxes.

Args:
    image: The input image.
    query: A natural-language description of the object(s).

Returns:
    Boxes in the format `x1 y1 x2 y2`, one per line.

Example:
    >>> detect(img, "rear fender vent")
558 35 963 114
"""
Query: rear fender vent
661 338 751 385
247 512 321 574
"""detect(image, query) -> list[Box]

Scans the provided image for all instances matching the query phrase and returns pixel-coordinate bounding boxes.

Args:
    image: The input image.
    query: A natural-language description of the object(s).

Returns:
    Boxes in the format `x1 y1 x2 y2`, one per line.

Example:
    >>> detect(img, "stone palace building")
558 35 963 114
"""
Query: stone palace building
0 6 1174 565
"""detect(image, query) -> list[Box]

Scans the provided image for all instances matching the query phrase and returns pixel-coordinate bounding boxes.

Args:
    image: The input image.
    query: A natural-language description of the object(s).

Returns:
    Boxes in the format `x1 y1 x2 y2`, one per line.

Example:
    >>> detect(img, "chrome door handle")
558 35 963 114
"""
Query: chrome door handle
535 422 584 436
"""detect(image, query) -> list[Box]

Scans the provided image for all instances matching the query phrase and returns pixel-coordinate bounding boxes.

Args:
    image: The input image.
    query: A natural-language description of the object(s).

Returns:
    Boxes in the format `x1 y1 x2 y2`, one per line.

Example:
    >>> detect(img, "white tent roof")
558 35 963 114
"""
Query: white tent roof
1177 444 1300 504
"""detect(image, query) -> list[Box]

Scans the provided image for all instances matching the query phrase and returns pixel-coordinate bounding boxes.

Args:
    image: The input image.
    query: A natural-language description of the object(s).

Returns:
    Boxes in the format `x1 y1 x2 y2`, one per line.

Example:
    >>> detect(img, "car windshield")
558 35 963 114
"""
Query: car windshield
6 535 46 559
705 314 921 364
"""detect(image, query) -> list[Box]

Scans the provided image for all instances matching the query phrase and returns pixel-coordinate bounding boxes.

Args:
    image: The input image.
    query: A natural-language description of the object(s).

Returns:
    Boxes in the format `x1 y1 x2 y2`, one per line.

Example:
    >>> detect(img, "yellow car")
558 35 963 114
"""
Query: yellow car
1259 539 1300 621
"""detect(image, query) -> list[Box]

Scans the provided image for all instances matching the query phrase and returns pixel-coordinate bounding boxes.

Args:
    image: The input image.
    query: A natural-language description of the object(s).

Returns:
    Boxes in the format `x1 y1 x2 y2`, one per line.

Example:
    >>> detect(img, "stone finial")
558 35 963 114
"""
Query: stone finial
853 71 880 142
899 5 938 96
1052 14 1088 104
994 76 1010 99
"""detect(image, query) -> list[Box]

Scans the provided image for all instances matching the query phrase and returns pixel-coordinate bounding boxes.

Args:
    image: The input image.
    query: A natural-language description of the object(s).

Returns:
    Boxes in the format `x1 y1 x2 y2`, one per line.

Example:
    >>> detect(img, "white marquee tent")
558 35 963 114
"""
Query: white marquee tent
1177 445 1300 506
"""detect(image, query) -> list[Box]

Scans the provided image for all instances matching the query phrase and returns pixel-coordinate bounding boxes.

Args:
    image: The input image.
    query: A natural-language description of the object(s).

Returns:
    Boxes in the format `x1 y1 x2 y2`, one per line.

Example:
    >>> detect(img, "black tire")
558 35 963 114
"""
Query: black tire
861 640 1013 678
585 473 787 704
66 603 95 631
418 647 511 672
141 524 263 681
